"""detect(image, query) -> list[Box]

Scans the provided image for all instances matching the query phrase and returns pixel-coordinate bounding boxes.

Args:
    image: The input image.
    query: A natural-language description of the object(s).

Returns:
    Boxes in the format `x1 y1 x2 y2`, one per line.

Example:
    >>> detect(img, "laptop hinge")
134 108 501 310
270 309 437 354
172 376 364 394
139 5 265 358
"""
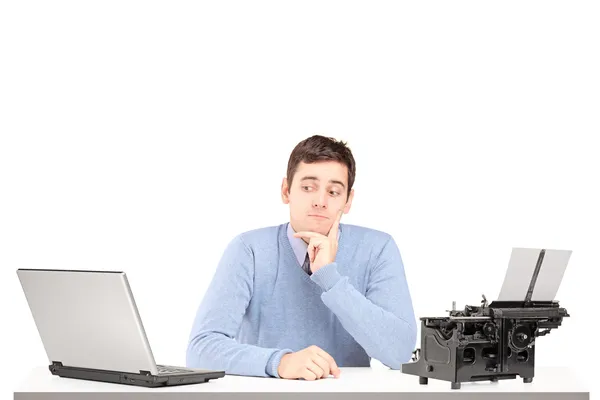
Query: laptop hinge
49 361 63 374
139 370 152 376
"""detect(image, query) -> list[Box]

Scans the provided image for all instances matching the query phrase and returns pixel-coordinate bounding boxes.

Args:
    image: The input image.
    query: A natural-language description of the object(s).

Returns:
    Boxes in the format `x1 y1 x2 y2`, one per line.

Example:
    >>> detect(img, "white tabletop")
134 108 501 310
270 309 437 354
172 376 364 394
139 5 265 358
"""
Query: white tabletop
14 366 589 396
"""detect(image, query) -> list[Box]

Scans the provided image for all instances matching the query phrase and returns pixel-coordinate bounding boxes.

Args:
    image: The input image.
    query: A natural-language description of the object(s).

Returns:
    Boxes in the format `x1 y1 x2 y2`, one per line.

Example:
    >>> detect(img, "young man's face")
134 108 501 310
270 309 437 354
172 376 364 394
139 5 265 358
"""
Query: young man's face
281 161 354 237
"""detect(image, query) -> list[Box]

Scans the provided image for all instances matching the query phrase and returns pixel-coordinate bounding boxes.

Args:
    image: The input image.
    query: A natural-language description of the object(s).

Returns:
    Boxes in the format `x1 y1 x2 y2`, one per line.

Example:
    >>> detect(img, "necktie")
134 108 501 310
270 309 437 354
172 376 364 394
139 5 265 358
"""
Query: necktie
302 253 312 276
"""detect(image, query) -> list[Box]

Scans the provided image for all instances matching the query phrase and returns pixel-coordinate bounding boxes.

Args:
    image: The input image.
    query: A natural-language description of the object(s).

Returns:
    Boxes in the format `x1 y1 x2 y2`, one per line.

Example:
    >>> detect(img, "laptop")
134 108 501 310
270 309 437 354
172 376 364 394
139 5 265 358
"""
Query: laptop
16 268 225 387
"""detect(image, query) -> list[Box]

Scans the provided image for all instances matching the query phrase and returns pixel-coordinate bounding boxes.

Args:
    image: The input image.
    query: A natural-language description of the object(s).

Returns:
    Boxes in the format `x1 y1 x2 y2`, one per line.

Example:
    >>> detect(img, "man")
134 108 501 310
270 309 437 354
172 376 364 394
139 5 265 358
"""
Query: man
186 135 417 380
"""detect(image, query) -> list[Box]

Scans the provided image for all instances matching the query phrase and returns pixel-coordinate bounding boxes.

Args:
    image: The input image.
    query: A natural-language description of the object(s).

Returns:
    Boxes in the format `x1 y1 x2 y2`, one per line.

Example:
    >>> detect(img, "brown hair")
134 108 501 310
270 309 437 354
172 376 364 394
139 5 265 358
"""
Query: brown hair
286 135 356 199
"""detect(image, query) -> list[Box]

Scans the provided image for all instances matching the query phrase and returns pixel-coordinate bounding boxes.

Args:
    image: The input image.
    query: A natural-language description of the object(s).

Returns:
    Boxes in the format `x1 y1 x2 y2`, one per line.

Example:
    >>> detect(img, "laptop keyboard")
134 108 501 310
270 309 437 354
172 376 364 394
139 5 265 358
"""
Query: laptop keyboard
156 365 197 375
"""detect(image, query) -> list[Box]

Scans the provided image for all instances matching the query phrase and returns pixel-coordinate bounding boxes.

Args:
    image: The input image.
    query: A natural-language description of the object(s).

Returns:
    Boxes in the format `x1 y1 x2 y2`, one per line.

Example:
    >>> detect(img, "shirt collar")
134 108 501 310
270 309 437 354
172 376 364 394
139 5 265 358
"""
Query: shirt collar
286 221 342 267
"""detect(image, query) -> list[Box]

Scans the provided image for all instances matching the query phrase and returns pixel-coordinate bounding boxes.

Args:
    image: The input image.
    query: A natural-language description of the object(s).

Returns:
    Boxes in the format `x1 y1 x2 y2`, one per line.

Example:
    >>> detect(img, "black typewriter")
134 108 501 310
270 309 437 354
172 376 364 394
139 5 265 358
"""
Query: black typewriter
401 248 571 389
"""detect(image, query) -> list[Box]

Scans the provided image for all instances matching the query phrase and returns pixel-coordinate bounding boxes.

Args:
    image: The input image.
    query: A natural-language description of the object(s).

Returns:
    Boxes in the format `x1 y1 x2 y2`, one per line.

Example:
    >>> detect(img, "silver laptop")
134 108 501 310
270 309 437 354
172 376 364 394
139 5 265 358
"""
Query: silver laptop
17 268 225 387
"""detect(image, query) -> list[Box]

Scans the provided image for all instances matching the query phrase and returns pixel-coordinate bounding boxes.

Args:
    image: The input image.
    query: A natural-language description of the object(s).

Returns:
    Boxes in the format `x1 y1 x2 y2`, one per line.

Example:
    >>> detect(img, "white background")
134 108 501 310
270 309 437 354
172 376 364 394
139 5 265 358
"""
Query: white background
1 0 598 397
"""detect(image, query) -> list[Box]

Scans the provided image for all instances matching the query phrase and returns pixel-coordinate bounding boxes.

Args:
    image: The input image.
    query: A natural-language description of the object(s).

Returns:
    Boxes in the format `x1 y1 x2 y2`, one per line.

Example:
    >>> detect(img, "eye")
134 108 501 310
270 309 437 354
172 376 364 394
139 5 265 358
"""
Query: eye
329 190 340 196
302 186 313 191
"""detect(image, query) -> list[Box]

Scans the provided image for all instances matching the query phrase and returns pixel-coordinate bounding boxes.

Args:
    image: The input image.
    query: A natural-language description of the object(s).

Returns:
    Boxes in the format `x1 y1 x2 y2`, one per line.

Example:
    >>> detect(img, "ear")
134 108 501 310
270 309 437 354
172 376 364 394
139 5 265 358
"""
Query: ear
343 188 354 214
281 177 290 204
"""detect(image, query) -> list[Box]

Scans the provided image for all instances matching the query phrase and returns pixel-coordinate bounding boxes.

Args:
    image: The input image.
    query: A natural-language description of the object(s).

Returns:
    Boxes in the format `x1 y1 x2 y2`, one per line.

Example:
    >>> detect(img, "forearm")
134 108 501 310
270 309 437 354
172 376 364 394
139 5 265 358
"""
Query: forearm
186 330 291 377
311 263 417 369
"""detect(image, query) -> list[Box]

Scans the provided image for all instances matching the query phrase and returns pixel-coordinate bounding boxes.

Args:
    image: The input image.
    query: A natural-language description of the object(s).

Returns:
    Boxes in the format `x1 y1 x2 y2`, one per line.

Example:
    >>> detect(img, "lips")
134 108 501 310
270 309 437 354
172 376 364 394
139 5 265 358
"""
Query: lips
309 214 329 219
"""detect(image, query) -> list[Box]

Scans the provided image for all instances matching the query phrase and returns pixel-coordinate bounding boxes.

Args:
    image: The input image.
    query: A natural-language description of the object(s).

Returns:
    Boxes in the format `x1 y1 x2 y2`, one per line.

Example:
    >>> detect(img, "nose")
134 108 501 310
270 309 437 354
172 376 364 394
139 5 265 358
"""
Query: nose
312 191 328 209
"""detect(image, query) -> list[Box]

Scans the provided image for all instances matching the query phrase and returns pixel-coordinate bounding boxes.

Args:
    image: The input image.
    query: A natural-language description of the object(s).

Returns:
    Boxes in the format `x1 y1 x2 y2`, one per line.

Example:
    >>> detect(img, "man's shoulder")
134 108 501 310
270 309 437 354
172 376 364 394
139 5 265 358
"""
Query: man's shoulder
341 223 394 245
342 224 402 262
232 223 285 247
228 222 395 248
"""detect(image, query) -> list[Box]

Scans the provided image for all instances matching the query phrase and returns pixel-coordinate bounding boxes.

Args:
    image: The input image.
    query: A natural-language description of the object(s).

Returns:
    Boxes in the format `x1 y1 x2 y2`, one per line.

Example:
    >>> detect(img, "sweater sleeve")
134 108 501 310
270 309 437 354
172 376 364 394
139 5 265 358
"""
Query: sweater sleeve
186 235 293 377
310 235 417 369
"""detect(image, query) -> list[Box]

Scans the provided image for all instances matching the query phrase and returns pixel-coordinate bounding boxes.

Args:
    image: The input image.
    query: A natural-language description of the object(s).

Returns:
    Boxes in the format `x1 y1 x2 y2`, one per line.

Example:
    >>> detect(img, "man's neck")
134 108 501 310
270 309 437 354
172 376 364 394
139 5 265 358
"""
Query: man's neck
289 222 308 245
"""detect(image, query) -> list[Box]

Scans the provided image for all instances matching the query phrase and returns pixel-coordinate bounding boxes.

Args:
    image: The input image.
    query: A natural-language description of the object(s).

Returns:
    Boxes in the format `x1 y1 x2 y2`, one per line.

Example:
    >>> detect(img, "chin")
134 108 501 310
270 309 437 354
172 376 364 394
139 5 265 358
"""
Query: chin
309 223 329 235
294 218 329 235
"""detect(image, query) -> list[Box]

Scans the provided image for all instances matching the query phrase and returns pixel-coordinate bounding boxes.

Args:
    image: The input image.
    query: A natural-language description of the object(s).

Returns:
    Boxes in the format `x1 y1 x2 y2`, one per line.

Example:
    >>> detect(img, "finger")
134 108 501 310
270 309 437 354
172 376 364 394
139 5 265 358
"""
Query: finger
308 240 323 261
328 209 344 239
301 368 318 381
294 231 326 239
317 350 341 378
308 245 317 264
306 362 325 379
312 355 330 378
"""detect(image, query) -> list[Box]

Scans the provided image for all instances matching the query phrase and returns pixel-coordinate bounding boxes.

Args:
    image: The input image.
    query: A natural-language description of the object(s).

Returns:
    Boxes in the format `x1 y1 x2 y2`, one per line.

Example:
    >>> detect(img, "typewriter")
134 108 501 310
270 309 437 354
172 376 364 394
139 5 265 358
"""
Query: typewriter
401 248 571 389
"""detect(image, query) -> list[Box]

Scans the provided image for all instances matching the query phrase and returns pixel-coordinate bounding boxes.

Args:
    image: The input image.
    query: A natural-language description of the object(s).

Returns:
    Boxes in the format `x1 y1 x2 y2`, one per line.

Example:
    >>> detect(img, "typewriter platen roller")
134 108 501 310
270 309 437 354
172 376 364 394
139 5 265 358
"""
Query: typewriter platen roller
401 248 571 390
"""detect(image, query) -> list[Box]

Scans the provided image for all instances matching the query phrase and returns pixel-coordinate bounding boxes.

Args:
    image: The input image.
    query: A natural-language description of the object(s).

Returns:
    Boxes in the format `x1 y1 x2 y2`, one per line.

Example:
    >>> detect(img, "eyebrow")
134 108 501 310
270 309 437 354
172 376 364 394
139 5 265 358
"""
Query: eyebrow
300 176 346 190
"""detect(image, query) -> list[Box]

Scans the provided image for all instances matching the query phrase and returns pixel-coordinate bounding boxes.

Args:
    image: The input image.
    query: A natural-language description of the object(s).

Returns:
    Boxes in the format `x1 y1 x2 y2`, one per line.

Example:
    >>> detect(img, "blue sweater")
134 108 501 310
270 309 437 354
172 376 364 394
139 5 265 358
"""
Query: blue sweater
186 222 417 377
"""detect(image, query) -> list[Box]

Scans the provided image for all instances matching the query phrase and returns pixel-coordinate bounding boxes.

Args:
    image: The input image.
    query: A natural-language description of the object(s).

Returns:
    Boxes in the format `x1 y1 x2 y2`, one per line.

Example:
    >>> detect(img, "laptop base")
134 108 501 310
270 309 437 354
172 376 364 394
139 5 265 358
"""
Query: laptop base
49 362 225 388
